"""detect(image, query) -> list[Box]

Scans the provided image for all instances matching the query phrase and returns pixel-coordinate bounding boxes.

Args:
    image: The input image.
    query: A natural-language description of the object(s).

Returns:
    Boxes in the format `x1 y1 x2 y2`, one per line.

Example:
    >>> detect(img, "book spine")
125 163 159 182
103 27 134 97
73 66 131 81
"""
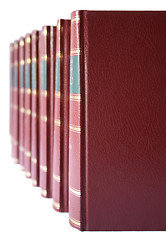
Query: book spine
48 26 56 196
24 34 32 178
40 26 51 197
19 38 25 170
10 43 14 137
53 20 70 212
31 31 39 186
12 41 19 164
69 11 82 230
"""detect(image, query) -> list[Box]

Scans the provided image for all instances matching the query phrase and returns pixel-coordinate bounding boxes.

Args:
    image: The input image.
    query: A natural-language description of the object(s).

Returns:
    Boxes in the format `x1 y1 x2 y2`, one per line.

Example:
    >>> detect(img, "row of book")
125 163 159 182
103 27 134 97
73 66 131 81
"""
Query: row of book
10 10 166 231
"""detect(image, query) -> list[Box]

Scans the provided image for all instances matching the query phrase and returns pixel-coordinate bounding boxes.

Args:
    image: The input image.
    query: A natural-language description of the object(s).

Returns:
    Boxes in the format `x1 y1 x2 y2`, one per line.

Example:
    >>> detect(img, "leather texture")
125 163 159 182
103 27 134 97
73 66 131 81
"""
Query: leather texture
24 34 32 178
52 20 70 212
31 30 39 186
19 37 25 169
40 26 56 198
78 11 166 231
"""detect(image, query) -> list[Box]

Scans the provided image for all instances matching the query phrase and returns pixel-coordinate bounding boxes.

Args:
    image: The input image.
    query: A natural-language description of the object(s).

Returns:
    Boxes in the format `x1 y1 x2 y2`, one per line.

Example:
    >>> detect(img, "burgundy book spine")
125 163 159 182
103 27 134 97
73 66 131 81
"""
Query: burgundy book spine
31 30 39 186
19 38 25 170
12 41 19 164
24 34 32 178
40 26 56 197
9 43 14 138
69 11 81 229
52 20 70 212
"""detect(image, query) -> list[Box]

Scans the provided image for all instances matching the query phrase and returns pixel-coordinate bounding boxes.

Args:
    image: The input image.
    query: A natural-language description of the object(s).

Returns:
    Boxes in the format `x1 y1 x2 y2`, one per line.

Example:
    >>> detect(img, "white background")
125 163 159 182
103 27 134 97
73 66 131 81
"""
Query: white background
1 0 166 239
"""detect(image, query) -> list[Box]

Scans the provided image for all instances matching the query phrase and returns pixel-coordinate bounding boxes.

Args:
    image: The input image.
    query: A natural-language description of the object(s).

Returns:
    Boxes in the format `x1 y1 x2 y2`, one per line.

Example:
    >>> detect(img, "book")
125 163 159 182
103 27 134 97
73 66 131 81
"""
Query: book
9 43 14 138
11 41 19 164
52 19 70 212
18 37 25 170
24 34 32 178
31 30 39 186
40 26 56 197
69 10 166 231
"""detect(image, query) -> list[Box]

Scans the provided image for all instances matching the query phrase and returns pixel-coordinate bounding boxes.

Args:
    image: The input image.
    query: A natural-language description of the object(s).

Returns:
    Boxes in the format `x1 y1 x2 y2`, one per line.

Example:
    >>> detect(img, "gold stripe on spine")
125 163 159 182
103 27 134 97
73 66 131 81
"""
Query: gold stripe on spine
69 124 81 133
57 21 60 30
40 165 47 172
41 115 47 122
42 28 47 36
19 146 24 152
20 107 25 113
20 60 25 65
55 119 61 126
42 54 47 61
70 94 81 101
55 91 61 98
26 88 31 94
25 109 31 115
32 57 37 62
26 37 31 43
32 112 37 118
32 158 37 164
53 201 60 210
26 171 31 177
13 158 19 164
20 88 24 93
33 180 37 186
70 48 81 55
69 217 81 228
26 58 31 64
56 51 61 58
71 16 80 24
69 186 81 197
32 89 37 95
53 174 60 183
24 151 31 157
41 189 47 197
19 40 24 46
41 90 47 97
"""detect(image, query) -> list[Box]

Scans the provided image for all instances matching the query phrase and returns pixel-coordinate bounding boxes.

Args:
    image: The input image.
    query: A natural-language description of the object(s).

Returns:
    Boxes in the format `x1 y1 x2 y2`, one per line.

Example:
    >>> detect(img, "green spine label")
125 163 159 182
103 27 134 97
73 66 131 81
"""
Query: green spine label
55 58 60 91
32 62 37 89
70 56 80 94
25 63 30 89
41 60 47 90
19 65 24 88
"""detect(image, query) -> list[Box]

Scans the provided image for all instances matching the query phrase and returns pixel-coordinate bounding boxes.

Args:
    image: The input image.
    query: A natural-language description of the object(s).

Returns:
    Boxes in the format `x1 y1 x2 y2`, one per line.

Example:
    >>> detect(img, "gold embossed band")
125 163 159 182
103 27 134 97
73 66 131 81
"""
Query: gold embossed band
69 217 80 228
69 186 81 197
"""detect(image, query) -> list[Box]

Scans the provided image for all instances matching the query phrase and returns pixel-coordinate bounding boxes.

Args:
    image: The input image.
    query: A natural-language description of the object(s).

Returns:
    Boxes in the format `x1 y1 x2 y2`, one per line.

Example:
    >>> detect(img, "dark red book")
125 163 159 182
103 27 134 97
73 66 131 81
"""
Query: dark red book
31 30 40 186
18 37 25 170
24 34 32 178
11 41 19 164
40 26 56 197
69 10 166 231
52 19 70 212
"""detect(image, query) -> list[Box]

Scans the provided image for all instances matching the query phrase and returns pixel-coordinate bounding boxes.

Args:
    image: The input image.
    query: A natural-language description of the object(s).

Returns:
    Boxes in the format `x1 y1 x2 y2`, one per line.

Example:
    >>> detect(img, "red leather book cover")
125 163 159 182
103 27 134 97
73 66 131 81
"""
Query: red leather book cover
31 30 39 186
69 11 166 231
52 20 70 212
11 41 19 164
40 26 56 198
24 34 32 178
18 37 25 170
9 43 14 138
